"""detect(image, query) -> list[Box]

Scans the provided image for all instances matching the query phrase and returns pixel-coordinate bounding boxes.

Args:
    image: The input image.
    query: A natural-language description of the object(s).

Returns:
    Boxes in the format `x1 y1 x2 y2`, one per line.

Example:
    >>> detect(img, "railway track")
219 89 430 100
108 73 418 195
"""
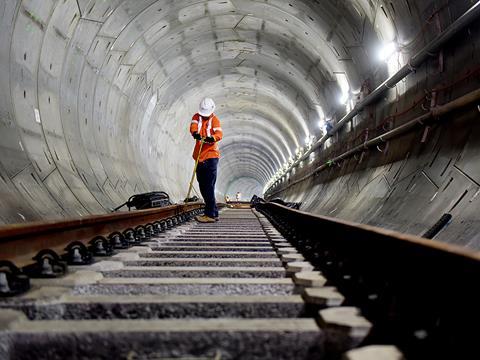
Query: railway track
0 203 478 359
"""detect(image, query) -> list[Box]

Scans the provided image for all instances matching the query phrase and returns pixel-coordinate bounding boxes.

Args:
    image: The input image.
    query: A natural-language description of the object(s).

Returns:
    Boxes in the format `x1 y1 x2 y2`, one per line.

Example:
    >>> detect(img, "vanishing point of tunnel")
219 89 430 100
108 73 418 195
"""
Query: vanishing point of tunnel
0 0 479 248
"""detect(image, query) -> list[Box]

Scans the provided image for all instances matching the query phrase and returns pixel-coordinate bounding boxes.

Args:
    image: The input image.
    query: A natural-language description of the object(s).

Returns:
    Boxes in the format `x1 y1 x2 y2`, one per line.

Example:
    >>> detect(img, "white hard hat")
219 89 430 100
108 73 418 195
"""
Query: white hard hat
199 97 215 117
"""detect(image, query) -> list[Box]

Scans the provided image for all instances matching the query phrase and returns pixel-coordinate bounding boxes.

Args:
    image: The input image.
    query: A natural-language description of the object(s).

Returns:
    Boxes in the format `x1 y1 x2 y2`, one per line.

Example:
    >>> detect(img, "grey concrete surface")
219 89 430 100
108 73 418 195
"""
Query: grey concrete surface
154 241 272 246
1 294 307 320
140 251 279 258
151 245 275 252
98 277 294 285
3 318 323 360
123 258 283 267
72 282 297 296
103 266 286 278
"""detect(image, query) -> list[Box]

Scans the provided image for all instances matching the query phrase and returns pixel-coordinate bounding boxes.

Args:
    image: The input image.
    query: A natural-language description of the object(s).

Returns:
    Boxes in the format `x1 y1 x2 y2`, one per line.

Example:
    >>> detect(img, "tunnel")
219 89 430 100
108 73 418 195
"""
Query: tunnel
0 0 479 249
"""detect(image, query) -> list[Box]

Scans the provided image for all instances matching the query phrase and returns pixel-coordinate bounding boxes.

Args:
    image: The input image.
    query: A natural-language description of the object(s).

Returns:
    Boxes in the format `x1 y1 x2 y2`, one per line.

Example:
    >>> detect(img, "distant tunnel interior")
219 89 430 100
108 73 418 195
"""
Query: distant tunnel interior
0 0 479 248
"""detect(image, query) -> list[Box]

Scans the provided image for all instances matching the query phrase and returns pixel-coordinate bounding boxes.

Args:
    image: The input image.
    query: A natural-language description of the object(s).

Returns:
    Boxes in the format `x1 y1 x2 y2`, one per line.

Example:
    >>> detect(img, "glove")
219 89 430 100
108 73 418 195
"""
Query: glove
205 136 215 143
192 132 201 141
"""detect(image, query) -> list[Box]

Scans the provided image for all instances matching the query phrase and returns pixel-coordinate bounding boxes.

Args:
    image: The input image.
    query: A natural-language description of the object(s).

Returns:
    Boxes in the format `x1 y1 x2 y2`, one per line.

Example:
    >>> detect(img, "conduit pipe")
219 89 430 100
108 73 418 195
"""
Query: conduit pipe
267 87 480 197
267 1 480 193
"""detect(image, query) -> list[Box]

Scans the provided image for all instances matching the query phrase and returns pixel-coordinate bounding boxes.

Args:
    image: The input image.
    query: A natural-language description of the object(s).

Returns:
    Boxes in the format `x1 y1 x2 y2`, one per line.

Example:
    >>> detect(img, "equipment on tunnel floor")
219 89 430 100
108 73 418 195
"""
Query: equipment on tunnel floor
113 192 172 211
250 195 265 207
271 198 302 210
184 196 200 203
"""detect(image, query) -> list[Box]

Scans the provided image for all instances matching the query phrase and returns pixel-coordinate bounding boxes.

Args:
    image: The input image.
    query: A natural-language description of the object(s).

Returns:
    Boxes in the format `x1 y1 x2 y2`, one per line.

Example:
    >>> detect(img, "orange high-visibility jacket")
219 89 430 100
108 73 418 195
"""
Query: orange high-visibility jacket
190 113 223 162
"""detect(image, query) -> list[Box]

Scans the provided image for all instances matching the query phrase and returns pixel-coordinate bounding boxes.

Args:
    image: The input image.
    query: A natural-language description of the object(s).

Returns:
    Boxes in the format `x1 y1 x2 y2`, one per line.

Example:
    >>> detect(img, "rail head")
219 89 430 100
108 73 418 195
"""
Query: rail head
0 203 202 241
256 202 480 262
0 203 204 269
255 201 479 358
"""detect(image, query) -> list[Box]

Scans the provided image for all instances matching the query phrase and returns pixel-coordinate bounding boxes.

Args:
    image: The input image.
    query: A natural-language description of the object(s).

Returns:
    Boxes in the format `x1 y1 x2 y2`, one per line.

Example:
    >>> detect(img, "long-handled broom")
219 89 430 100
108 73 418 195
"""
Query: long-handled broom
184 138 204 202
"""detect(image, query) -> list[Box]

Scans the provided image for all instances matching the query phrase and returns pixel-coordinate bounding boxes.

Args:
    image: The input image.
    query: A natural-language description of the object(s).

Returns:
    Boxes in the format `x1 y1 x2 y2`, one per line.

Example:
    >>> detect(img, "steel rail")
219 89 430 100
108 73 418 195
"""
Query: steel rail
255 201 480 359
266 1 480 193
0 203 204 268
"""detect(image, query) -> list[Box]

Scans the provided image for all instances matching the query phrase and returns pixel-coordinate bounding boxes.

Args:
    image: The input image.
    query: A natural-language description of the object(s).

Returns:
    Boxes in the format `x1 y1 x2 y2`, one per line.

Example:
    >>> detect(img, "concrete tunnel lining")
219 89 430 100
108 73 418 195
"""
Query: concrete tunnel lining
0 0 479 248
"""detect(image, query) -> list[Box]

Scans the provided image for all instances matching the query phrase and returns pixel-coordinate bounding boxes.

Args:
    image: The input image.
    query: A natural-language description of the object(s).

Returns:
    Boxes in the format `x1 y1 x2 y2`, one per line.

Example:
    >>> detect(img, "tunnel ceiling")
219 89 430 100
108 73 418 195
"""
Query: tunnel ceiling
0 0 413 221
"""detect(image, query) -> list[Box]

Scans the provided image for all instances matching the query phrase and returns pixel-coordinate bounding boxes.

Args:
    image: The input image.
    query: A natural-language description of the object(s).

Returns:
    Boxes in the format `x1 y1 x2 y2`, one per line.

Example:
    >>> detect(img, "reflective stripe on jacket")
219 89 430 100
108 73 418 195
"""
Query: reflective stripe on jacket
190 113 223 162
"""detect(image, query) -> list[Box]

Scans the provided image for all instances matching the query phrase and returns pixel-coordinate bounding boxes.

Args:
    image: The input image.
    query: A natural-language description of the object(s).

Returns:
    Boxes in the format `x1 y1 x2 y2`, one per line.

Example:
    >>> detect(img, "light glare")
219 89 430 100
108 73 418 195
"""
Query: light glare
379 41 398 61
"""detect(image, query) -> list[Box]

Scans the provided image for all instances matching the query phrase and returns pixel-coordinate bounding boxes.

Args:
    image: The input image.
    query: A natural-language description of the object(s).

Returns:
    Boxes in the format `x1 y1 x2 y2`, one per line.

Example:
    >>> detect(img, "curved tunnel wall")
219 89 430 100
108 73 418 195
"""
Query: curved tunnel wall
0 0 478 249
264 2 480 249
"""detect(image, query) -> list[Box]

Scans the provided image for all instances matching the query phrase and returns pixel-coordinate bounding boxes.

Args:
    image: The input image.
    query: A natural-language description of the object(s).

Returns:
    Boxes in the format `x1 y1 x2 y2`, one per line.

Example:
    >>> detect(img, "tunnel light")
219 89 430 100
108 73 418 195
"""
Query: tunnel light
305 135 314 147
335 73 350 105
294 149 301 159
379 41 398 62
339 91 350 105
318 120 328 136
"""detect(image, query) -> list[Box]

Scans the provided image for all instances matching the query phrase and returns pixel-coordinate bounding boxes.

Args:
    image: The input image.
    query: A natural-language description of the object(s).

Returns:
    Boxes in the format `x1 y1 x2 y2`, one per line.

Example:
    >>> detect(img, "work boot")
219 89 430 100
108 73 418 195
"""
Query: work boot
195 215 215 223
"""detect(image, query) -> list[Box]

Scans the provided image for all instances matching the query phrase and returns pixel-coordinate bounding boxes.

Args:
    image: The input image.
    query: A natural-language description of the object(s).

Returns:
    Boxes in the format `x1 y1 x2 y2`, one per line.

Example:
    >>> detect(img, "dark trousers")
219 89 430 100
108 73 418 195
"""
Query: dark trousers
196 158 219 218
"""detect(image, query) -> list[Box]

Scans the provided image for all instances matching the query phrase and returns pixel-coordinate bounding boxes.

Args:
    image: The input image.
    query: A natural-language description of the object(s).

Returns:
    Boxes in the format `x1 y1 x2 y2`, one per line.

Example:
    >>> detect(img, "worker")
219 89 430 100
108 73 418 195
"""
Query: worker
236 192 241 201
325 119 334 134
190 98 223 223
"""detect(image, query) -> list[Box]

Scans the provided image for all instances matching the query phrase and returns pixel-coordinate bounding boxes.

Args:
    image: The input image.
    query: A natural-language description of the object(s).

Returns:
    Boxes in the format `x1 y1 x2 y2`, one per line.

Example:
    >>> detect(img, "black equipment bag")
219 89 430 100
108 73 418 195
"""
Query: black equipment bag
114 192 172 211
271 198 302 210
250 195 264 207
